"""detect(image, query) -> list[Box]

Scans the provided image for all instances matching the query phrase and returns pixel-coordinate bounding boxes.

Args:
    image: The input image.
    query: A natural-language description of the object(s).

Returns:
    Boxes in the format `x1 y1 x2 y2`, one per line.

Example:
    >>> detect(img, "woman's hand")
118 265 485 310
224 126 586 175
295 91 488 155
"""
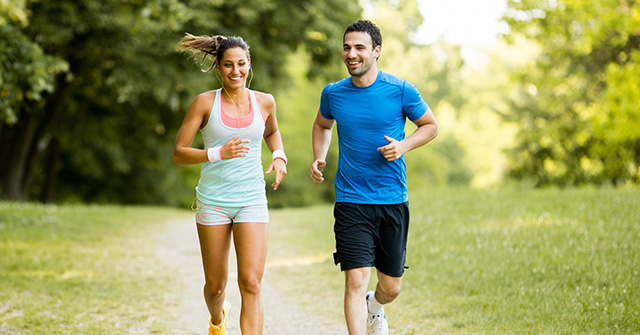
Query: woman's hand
220 135 251 160
266 158 287 190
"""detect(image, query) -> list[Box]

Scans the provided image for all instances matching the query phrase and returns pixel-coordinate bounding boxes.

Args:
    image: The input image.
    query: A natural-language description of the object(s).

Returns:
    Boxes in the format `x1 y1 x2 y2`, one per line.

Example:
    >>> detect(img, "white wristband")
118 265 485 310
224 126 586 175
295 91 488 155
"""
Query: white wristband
272 149 287 164
207 147 222 162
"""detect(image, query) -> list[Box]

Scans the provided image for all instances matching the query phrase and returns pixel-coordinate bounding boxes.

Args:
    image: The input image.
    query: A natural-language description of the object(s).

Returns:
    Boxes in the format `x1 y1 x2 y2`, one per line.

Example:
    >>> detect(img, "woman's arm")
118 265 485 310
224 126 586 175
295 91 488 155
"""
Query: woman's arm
172 92 212 166
258 92 287 190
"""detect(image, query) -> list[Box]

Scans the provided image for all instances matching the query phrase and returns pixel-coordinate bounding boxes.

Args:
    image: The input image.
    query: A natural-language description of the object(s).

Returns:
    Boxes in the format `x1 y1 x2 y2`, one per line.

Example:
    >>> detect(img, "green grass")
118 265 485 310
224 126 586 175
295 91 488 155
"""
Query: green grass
266 185 640 334
2 185 638 334
0 202 189 335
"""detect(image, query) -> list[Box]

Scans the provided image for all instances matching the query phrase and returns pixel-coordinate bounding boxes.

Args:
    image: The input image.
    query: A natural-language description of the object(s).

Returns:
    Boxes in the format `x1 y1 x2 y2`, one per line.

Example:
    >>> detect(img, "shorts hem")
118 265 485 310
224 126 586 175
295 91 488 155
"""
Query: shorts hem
196 221 232 226
338 262 375 272
374 266 405 278
197 220 269 226
195 203 269 226
230 220 269 224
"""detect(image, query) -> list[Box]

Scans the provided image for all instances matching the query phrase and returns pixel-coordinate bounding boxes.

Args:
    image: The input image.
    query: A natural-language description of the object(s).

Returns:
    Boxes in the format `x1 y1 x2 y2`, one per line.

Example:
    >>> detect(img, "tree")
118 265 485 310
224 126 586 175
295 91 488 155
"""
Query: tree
370 0 473 187
262 0 476 207
0 2 69 201
501 0 640 186
0 0 361 204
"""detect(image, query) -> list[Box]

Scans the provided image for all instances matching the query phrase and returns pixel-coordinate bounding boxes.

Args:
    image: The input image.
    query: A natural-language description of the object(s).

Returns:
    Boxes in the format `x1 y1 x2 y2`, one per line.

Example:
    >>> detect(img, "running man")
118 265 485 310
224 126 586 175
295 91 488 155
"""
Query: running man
310 20 438 335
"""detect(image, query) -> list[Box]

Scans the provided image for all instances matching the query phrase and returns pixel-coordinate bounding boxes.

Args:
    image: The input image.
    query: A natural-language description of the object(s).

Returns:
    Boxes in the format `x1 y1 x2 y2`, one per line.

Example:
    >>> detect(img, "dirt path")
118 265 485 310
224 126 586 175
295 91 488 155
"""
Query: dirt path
155 219 346 335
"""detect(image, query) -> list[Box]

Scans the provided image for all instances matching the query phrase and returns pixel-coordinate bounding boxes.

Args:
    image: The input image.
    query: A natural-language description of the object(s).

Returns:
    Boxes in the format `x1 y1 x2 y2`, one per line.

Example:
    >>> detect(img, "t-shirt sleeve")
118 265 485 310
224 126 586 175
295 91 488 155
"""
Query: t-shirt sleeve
319 85 334 120
402 81 429 121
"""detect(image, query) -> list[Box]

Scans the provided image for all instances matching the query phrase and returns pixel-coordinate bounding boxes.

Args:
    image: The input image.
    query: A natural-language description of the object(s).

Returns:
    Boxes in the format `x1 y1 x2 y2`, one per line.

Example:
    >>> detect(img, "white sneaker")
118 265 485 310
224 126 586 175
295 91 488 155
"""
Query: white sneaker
366 291 389 335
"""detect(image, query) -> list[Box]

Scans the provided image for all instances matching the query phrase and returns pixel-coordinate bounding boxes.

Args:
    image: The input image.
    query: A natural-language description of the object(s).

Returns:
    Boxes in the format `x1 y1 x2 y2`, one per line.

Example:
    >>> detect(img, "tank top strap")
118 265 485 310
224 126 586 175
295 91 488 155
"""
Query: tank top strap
213 88 222 115
201 89 222 130
248 89 266 124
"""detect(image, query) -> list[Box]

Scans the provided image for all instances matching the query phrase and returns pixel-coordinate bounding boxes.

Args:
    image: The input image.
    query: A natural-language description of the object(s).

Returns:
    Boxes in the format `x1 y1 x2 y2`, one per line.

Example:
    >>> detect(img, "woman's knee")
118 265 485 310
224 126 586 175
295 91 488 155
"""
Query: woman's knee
204 281 226 298
237 275 262 296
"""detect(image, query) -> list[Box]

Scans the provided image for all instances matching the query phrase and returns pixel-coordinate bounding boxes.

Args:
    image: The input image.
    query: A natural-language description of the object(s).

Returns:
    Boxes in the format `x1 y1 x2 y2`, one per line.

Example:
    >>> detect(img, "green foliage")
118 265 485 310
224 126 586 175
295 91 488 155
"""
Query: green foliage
2 0 527 206
266 185 640 334
0 202 188 334
264 48 339 207
0 0 29 27
0 0 361 204
0 23 68 124
262 0 476 206
1 0 480 206
501 0 640 186
371 0 473 187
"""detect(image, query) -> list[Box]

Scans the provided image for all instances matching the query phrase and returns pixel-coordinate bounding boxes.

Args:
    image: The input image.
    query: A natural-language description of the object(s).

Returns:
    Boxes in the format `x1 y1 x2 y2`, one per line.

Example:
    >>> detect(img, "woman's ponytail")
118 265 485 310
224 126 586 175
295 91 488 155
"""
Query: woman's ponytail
177 33 227 72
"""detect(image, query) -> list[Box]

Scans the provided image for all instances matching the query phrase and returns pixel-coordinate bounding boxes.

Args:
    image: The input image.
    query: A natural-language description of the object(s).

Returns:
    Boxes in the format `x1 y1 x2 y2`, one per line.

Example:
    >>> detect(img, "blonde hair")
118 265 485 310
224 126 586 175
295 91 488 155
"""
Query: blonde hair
177 33 250 72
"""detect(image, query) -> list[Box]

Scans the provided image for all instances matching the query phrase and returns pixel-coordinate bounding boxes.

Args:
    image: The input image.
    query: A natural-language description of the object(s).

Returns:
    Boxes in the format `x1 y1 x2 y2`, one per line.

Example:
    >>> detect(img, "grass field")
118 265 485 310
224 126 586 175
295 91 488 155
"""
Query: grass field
266 185 640 334
0 202 189 335
1 185 639 334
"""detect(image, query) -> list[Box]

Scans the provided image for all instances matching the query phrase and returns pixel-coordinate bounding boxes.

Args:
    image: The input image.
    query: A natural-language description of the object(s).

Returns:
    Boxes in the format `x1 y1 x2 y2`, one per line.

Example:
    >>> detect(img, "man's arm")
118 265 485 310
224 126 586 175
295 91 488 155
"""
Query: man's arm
377 107 438 161
310 110 335 183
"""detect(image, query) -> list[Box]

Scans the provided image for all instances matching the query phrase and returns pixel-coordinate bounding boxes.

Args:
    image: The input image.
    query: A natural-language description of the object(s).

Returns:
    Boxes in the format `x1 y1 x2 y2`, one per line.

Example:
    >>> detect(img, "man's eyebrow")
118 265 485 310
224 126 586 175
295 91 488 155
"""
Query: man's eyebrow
343 43 367 47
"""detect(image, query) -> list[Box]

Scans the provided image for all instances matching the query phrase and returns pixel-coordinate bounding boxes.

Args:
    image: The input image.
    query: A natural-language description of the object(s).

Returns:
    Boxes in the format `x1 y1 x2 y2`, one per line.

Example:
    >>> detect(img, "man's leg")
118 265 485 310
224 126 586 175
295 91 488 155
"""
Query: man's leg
363 271 401 335
344 267 372 335
372 269 403 305
368 202 408 313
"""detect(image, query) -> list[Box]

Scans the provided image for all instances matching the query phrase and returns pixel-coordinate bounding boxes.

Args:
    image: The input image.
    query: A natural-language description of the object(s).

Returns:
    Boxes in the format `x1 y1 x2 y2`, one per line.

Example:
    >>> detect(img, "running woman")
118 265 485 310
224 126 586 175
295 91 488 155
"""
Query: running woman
310 20 438 335
174 33 287 335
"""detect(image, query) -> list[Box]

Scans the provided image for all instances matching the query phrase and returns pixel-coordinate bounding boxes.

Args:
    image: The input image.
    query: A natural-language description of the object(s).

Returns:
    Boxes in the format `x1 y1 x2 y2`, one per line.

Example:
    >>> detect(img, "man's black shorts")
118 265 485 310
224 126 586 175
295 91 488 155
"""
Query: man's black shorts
332 202 410 277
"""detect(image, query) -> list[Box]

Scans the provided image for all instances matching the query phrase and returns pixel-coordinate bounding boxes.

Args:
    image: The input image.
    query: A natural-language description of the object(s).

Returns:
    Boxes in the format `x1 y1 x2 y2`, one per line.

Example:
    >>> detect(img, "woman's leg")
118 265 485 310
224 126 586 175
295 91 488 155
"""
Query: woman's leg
197 223 233 326
232 222 268 335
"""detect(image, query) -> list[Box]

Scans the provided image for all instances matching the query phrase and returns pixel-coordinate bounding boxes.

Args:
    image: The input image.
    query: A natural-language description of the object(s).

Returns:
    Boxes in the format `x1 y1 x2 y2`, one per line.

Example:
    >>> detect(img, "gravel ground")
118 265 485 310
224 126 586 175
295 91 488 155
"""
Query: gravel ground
156 219 346 335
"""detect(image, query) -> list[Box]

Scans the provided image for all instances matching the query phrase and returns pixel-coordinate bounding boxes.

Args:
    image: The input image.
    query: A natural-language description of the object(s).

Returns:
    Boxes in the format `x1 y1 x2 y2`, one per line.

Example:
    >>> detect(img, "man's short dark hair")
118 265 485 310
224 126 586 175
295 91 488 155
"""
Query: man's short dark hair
344 20 382 48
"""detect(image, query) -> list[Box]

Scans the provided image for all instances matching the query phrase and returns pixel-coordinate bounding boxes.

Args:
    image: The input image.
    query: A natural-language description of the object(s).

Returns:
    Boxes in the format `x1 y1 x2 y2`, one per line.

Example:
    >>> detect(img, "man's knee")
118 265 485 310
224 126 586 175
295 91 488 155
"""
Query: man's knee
380 281 402 299
376 274 403 303
345 267 371 293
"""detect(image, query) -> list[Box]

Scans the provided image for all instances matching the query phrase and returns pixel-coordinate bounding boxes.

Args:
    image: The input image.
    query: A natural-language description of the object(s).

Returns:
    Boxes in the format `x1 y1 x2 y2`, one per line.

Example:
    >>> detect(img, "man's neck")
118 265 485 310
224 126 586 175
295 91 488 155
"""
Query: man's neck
351 68 379 87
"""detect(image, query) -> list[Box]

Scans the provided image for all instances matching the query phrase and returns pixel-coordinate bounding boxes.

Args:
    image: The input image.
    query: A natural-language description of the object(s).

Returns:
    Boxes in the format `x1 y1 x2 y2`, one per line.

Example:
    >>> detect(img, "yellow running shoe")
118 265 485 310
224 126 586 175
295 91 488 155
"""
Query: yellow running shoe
208 300 230 335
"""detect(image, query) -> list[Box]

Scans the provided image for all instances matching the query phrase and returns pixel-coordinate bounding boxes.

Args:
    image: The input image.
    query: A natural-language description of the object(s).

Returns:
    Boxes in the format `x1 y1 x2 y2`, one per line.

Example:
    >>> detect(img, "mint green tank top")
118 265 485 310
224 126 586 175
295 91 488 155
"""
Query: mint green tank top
196 89 267 206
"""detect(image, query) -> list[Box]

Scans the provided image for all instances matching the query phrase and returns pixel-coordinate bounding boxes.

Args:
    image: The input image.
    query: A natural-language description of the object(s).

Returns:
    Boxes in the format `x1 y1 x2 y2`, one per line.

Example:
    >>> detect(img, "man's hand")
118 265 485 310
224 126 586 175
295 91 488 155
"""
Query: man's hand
310 159 327 183
377 135 406 161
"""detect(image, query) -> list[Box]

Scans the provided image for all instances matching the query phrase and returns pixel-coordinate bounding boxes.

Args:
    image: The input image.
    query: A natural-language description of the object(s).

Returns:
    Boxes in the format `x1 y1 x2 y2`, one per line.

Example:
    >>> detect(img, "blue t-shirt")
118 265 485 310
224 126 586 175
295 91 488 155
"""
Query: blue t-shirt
320 70 429 204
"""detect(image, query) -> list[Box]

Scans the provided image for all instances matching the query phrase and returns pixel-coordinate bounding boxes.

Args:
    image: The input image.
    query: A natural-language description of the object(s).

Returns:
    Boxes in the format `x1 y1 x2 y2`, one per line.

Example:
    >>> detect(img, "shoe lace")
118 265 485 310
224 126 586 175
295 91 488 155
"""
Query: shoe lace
367 314 385 331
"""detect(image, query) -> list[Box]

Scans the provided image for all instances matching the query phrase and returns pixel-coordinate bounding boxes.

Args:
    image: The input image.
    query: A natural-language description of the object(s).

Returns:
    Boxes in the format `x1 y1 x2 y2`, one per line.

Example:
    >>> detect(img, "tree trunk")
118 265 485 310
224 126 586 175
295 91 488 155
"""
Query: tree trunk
41 137 60 203
34 74 73 201
0 71 73 202
1 102 38 201
0 123 12 182
22 133 51 198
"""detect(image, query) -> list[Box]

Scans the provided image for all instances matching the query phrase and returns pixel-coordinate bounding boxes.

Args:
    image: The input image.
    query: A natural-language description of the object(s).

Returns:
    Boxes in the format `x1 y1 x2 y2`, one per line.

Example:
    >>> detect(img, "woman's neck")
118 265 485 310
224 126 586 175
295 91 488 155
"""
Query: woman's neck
223 86 247 98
